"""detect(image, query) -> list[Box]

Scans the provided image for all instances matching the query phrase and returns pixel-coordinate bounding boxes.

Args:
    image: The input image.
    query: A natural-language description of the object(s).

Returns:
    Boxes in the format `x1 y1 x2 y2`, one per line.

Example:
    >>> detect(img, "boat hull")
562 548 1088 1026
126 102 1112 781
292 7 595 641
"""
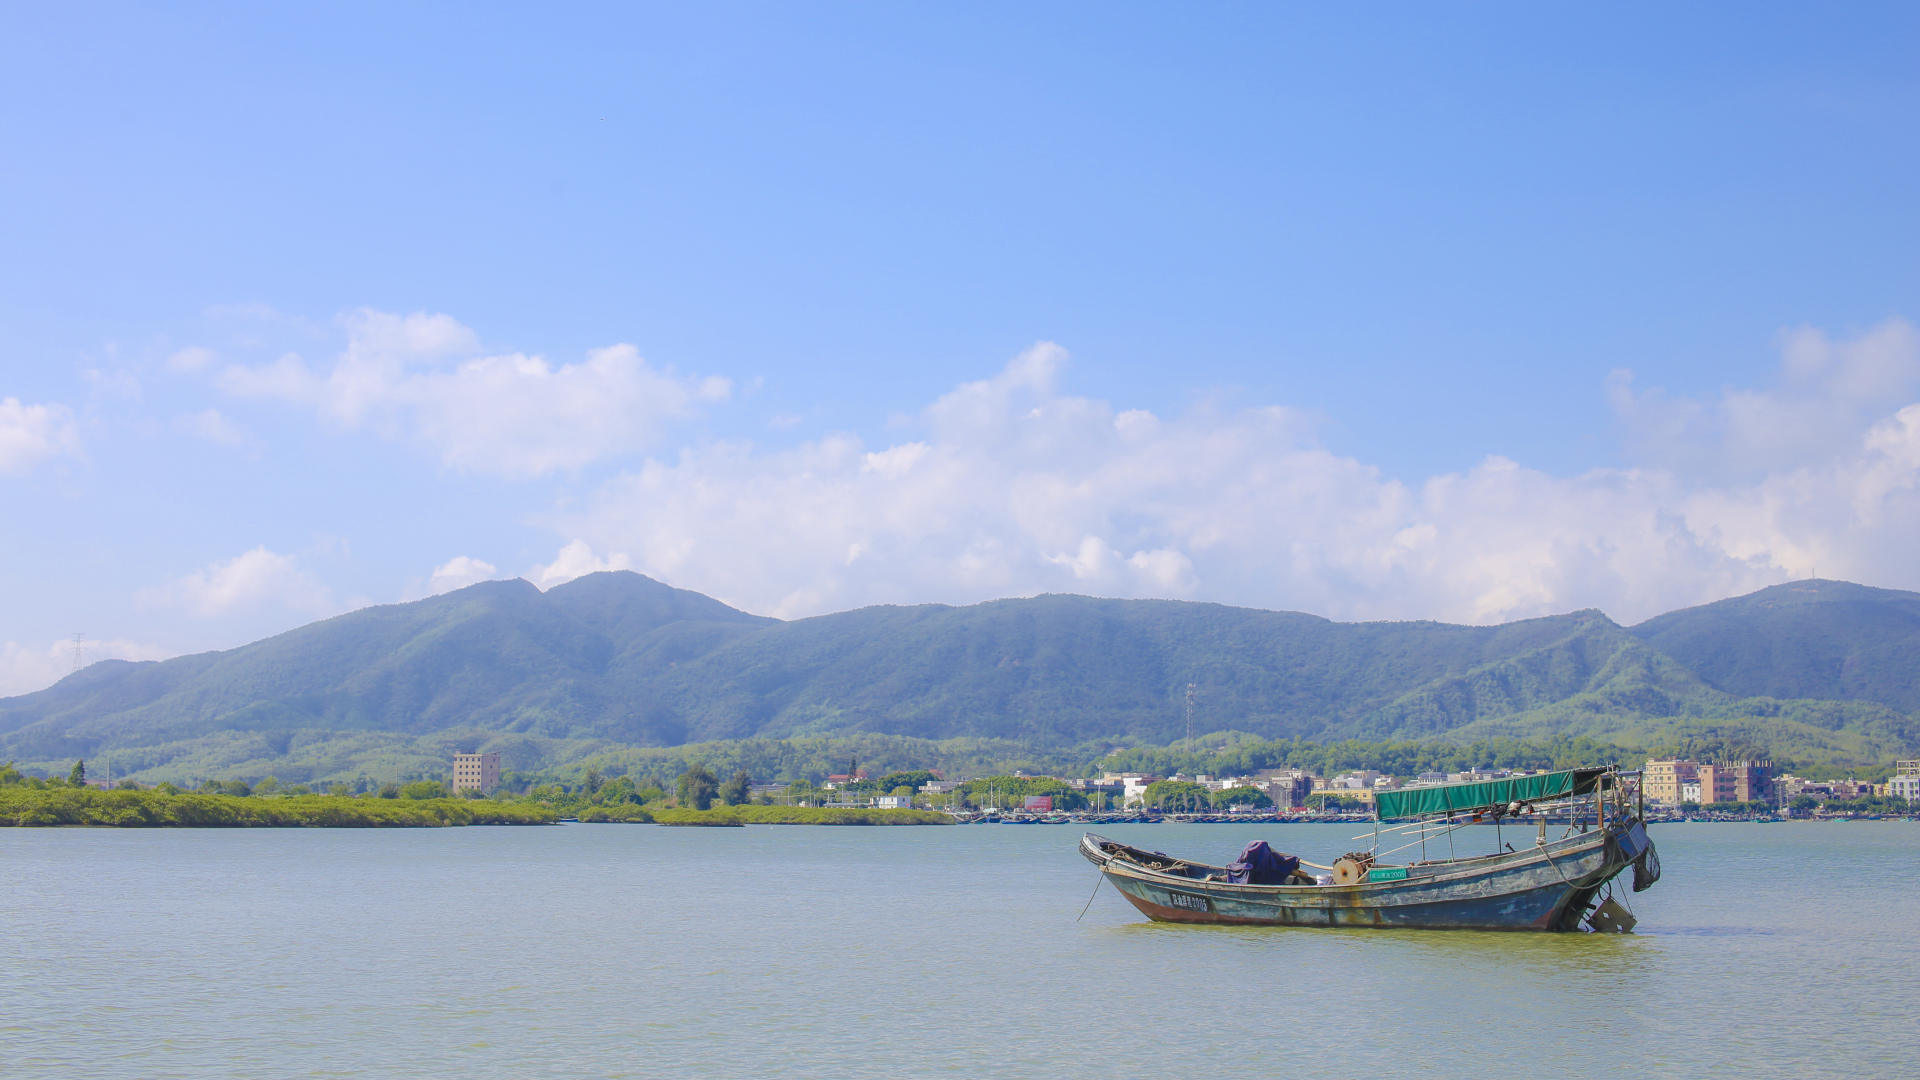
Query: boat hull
1083 823 1652 931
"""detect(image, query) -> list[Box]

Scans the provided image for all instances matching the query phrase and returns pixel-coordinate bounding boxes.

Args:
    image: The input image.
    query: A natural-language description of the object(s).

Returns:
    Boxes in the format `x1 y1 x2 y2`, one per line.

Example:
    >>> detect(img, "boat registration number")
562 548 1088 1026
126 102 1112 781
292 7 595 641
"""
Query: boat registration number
1165 891 1212 913
1367 867 1409 882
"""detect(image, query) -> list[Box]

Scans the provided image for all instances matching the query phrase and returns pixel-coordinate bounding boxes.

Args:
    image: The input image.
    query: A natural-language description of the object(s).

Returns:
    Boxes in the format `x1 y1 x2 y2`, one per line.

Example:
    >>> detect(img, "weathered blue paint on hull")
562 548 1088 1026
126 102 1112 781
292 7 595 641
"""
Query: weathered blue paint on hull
1083 823 1650 932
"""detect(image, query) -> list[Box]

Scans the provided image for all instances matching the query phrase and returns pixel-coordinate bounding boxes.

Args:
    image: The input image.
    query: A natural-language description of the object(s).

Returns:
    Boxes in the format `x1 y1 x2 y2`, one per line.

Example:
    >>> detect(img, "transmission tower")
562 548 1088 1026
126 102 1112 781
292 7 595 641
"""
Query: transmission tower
71 633 86 674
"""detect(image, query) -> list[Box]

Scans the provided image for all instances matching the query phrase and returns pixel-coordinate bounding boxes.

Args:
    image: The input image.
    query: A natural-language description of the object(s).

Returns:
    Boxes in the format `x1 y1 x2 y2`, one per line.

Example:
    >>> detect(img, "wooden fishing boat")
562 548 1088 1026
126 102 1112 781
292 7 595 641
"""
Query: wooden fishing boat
1081 767 1660 931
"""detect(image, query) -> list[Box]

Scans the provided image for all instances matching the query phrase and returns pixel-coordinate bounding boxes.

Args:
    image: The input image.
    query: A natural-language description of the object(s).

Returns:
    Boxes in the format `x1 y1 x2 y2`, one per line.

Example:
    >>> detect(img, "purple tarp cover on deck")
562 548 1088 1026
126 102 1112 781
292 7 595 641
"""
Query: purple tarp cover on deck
1226 840 1300 885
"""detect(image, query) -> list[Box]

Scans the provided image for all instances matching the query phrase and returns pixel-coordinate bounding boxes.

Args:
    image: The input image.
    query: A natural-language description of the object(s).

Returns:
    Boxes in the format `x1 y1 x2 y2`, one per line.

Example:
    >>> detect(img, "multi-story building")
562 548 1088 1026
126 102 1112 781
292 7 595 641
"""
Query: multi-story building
1648 758 1771 805
1644 759 1700 805
1327 770 1380 791
1256 770 1314 809
1773 774 1810 800
1695 763 1738 805
1887 764 1919 803
1121 775 1159 807
451 752 501 794
1730 760 1773 803
1720 760 1774 803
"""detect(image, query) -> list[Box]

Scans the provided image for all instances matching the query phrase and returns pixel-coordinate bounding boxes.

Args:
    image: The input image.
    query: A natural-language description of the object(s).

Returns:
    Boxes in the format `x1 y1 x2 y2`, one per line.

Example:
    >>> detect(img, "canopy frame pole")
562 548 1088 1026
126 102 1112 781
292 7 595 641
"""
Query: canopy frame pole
1371 816 1476 861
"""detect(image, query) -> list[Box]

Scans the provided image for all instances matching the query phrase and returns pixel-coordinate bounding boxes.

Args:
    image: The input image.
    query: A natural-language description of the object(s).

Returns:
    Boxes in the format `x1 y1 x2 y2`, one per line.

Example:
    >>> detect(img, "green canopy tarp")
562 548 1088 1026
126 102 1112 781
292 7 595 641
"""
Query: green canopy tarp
1373 768 1609 820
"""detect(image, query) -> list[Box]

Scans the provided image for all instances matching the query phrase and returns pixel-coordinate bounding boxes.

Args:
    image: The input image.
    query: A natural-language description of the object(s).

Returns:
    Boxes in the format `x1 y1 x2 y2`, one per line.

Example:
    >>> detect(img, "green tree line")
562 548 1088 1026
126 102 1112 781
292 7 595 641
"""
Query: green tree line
0 786 554 827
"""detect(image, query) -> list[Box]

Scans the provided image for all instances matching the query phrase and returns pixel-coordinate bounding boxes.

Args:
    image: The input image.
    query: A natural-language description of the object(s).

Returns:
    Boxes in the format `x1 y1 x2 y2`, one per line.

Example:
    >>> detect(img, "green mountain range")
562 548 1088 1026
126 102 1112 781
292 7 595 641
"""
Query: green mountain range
3 574 1916 782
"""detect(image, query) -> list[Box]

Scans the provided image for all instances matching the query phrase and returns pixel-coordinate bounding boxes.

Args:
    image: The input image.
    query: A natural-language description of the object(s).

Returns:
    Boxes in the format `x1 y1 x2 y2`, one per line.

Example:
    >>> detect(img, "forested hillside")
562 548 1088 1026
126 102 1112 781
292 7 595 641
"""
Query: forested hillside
1629 580 1920 713
2 573 1913 781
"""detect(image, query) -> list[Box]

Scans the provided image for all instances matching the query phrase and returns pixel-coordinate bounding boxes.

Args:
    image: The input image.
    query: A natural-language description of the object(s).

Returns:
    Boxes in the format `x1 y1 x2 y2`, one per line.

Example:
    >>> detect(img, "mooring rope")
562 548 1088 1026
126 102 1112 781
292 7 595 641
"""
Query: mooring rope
1076 873 1105 921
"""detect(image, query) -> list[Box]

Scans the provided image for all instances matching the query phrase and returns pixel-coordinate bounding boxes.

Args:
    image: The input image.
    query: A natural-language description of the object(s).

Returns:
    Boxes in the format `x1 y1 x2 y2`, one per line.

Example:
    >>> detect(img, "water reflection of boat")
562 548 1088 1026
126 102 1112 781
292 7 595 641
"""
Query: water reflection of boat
1081 768 1660 932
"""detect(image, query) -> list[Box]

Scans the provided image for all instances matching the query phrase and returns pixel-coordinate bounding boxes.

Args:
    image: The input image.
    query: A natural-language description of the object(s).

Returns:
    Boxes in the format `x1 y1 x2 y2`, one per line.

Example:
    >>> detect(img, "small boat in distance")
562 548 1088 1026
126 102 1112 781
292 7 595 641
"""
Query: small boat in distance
1081 767 1660 932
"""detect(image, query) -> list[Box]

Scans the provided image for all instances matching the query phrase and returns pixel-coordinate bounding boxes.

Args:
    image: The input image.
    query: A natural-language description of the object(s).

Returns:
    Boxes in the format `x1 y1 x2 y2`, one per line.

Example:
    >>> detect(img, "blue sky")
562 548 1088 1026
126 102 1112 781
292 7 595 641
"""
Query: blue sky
3 3 1918 693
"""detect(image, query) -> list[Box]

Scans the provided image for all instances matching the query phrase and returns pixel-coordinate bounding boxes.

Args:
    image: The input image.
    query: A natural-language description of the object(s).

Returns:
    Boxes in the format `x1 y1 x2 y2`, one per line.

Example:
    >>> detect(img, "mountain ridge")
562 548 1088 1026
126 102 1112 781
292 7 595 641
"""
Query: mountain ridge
3 573 1914 779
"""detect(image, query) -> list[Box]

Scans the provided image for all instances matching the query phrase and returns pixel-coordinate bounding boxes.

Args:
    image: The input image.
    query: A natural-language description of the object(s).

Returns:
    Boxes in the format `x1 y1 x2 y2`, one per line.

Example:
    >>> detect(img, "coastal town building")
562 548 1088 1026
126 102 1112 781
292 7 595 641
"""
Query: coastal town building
1773 774 1886 807
1833 779 1877 799
1645 759 1771 805
1072 777 1126 805
1738 761 1775 803
451 752 500 794
1695 763 1739 805
1121 775 1158 806
1257 770 1314 809
1317 771 1380 792
1643 759 1700 804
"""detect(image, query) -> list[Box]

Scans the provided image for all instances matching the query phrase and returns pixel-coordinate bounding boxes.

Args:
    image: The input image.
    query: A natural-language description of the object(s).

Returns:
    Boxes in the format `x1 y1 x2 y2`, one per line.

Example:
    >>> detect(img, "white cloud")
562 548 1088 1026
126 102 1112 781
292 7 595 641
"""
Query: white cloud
175 408 250 448
0 397 83 474
136 547 336 619
165 346 218 374
344 308 479 360
404 345 732 476
530 541 632 590
216 351 317 399
1610 317 1920 479
427 556 500 595
0 637 177 699
82 368 142 399
544 334 1920 626
215 309 731 477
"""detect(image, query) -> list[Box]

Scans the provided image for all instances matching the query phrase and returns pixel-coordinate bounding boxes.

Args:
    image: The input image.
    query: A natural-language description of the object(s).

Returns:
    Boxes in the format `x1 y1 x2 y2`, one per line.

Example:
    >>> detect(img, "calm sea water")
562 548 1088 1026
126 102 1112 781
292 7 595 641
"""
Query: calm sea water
3 820 1915 1079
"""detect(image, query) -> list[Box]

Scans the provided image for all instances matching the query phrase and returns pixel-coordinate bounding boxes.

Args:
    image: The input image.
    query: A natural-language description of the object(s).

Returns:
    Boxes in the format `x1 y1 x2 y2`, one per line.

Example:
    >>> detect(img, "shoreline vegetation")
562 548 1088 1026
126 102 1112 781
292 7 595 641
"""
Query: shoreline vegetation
0 761 957 829
0 784 954 829
576 803 951 825
0 787 557 827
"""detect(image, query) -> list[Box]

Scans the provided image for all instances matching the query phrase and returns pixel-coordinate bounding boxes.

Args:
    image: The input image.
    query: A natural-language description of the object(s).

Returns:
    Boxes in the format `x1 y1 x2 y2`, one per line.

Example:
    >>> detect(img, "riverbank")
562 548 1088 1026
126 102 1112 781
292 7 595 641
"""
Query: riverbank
0 788 958 828
578 804 953 825
0 788 557 827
